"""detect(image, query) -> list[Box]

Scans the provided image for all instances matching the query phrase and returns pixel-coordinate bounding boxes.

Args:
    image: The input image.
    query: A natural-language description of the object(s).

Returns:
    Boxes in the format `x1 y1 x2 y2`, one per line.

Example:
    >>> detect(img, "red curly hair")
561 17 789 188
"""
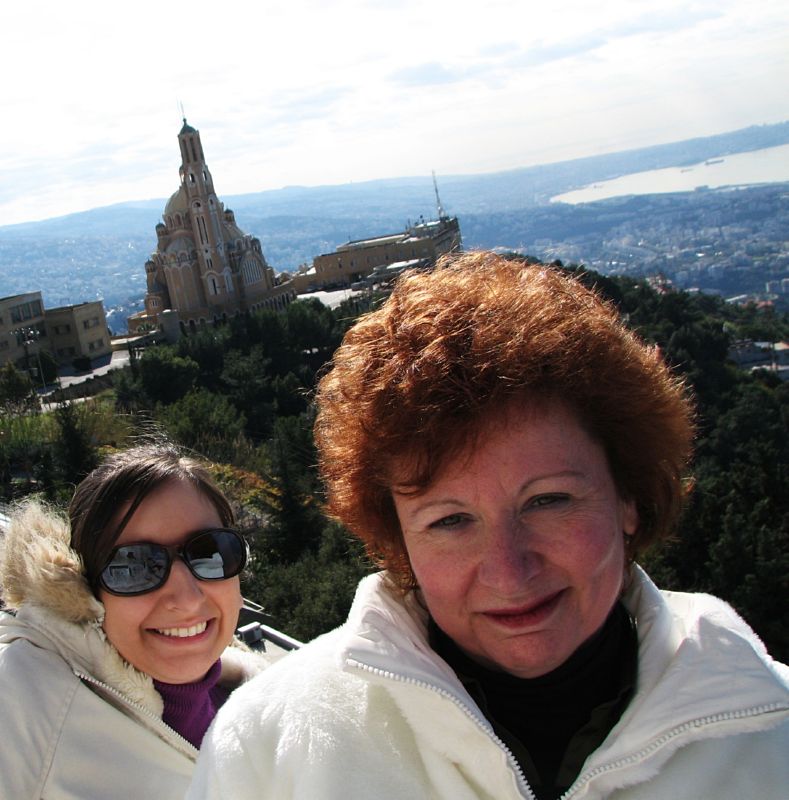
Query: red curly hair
314 251 694 590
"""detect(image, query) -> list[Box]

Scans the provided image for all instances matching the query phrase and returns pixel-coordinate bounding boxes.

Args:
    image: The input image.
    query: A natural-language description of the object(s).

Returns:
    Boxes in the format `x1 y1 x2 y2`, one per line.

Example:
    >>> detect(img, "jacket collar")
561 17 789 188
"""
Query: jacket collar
611 567 789 748
340 572 467 697
1 604 164 716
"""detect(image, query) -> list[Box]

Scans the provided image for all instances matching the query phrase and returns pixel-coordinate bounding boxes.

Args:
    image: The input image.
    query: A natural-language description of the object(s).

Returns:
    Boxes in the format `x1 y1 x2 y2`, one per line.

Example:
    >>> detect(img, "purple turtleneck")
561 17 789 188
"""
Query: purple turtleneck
153 660 230 749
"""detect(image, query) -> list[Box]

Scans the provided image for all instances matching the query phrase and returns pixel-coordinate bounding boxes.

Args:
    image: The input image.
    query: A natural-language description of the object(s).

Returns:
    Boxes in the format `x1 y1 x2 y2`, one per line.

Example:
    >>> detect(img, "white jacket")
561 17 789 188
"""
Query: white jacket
0 504 268 800
189 567 789 800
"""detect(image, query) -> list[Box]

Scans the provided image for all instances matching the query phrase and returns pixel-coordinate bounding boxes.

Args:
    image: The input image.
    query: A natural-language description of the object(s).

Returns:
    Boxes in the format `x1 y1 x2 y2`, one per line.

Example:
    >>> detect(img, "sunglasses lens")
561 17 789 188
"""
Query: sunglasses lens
184 529 246 580
100 544 169 594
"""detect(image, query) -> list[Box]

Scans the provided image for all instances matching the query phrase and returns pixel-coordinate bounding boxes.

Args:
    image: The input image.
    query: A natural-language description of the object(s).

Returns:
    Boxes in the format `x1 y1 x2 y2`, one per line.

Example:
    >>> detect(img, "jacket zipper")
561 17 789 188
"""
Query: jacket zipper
559 702 789 799
73 668 198 758
347 658 536 800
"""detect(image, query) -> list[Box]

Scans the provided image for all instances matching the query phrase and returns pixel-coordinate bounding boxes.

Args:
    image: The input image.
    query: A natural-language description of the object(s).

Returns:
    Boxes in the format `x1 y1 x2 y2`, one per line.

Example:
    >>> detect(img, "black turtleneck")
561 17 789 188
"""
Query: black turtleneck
430 601 638 800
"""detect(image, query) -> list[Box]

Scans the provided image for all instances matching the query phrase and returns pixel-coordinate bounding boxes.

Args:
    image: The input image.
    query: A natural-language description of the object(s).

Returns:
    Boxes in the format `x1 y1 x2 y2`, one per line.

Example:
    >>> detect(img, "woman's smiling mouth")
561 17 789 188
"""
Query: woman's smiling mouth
482 591 565 628
153 620 209 638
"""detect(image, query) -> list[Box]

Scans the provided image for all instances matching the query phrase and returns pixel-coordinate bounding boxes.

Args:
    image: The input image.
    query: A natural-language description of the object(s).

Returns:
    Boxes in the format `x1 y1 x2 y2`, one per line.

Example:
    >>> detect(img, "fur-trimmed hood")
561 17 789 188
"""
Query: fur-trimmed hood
0 501 166 715
0 500 103 623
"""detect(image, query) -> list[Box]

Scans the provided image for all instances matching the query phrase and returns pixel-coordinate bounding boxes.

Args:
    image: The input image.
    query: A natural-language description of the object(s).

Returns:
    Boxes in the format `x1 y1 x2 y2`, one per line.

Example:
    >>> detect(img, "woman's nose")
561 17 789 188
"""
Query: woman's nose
161 558 206 607
477 519 540 593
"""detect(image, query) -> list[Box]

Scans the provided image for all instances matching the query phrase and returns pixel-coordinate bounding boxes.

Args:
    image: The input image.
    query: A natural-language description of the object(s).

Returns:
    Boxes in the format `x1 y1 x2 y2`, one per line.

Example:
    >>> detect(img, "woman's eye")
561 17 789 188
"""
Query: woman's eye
428 513 468 530
528 493 569 509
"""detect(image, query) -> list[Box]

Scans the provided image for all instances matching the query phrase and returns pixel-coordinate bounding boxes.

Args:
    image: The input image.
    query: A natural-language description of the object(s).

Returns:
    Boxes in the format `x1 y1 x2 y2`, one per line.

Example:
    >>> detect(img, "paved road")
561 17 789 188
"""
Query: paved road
39 349 132 410
55 349 131 390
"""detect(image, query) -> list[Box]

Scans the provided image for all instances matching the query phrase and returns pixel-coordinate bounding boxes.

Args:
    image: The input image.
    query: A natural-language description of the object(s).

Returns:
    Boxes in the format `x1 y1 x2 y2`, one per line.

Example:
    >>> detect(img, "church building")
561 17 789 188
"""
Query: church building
128 121 294 334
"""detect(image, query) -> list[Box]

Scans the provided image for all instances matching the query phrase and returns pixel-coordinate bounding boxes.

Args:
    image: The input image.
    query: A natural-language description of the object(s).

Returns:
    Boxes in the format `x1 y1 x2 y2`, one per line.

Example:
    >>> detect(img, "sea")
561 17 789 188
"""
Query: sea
551 144 789 205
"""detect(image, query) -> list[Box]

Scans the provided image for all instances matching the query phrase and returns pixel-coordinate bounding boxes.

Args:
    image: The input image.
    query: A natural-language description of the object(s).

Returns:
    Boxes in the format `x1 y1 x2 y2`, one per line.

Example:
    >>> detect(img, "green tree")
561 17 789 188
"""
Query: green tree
244 521 372 642
52 401 100 487
0 362 40 415
0 412 51 498
219 347 276 439
249 414 323 563
285 298 342 366
643 375 788 661
158 388 246 463
176 326 231 392
112 368 146 412
139 348 200 405
35 350 59 385
271 372 307 418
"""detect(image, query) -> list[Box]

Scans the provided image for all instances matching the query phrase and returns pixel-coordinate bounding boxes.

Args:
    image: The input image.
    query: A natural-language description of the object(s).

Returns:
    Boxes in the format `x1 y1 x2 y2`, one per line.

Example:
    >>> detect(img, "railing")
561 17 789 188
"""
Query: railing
236 621 302 652
237 597 302 651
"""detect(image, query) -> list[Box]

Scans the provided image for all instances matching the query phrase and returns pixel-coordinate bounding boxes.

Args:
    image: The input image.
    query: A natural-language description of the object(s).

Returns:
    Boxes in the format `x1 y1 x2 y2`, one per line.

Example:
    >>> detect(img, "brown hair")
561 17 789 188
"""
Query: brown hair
314 251 695 590
69 440 234 587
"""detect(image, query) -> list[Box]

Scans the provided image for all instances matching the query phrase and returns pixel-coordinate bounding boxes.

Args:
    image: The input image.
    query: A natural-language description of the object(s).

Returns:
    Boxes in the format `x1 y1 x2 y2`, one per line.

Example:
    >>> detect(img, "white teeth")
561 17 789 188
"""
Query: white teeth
156 621 208 638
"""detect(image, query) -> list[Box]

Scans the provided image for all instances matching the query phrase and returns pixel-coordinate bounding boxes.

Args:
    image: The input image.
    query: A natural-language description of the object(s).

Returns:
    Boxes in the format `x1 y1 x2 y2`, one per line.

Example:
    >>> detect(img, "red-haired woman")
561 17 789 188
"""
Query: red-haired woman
192 253 788 800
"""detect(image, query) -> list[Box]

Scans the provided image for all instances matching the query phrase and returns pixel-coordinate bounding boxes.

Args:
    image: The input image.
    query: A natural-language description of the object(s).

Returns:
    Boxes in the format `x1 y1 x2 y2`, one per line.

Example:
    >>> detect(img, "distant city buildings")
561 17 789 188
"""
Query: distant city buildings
728 339 789 381
0 292 111 379
128 120 295 335
766 278 789 295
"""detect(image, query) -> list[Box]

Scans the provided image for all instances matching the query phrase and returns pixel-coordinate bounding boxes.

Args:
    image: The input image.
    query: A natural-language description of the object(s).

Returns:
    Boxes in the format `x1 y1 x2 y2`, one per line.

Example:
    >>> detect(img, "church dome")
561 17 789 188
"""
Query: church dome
164 185 188 216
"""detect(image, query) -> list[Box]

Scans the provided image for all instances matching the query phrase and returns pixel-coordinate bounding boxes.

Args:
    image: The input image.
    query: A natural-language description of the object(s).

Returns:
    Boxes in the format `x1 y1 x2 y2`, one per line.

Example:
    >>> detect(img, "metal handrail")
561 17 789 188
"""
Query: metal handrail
237 597 302 651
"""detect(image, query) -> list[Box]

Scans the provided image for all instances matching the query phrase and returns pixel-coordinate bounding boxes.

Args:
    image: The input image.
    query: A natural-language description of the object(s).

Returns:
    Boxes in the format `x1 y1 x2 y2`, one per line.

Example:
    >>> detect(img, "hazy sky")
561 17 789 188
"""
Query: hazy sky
1 0 787 226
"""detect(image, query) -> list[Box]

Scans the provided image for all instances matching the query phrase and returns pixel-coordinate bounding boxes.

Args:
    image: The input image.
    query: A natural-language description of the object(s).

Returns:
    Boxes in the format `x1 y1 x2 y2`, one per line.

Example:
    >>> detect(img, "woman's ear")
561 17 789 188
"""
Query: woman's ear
622 499 639 537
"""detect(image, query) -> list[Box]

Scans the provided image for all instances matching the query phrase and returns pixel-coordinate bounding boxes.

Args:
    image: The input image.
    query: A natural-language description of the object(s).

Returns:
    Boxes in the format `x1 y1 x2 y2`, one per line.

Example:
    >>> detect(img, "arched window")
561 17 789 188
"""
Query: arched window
197 217 208 245
241 258 263 286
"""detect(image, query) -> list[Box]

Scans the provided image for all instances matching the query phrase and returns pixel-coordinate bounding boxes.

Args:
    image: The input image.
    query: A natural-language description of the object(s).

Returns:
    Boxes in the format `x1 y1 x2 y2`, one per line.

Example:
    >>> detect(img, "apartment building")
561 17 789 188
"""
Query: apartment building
0 292 111 375
46 301 111 365
0 292 47 372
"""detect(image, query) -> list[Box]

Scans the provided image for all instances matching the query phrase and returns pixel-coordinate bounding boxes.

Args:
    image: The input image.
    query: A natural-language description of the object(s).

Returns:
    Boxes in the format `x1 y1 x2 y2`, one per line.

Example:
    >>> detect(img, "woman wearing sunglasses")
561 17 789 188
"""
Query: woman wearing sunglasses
0 441 267 799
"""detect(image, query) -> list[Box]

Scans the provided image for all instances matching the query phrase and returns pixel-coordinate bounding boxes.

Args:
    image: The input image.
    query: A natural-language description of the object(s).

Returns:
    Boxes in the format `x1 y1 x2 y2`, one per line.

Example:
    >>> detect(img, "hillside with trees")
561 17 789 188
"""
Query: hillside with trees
1 262 786 660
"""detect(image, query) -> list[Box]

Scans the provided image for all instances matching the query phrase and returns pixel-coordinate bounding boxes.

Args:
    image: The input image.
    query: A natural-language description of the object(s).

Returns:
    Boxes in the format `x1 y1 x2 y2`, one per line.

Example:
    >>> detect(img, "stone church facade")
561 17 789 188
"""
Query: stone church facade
128 120 294 334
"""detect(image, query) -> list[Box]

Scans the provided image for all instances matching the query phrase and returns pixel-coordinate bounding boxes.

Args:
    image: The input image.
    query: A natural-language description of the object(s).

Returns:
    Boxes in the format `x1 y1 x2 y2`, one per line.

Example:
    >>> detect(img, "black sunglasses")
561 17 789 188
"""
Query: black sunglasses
98 528 248 597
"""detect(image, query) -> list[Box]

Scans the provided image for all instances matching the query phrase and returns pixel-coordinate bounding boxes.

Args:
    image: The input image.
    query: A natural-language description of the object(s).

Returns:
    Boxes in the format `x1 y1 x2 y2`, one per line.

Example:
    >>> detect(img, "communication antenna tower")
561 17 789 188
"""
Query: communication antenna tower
432 170 446 220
